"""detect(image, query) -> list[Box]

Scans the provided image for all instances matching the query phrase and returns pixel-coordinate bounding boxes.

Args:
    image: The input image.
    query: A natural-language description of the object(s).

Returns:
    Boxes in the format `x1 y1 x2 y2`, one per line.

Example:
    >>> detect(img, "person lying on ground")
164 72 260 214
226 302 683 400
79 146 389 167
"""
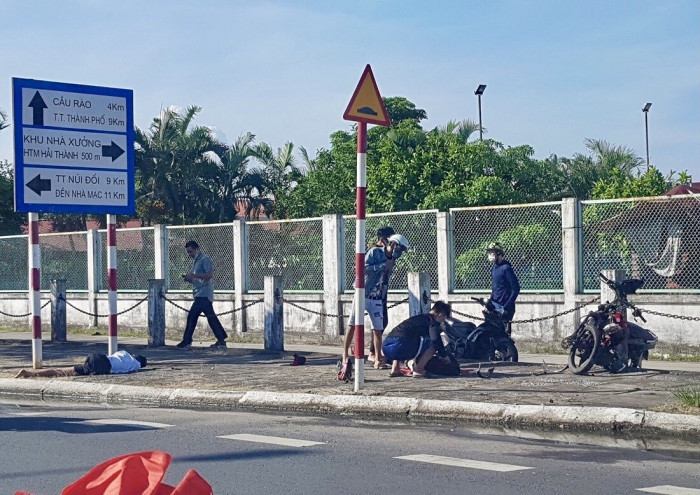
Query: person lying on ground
14 350 147 378
381 300 452 377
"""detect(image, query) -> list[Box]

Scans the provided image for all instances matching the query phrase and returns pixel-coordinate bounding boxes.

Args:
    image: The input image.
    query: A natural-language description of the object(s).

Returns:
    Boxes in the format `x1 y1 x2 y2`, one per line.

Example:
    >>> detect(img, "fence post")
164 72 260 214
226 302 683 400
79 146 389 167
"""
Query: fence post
561 198 583 339
148 279 166 347
264 276 284 351
233 219 249 334
153 225 169 292
86 228 100 327
322 214 344 337
436 212 454 302
408 272 431 316
50 279 66 342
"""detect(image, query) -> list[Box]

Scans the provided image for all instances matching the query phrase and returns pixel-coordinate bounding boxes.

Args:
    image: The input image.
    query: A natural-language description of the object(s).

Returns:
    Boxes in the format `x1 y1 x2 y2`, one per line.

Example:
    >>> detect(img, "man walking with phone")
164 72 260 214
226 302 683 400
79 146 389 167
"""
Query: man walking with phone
176 240 228 349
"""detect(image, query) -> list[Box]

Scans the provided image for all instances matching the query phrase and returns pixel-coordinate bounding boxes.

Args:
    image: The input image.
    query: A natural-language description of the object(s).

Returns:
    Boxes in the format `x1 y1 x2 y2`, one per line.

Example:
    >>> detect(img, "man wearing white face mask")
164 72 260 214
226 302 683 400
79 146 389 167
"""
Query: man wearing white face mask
486 242 520 334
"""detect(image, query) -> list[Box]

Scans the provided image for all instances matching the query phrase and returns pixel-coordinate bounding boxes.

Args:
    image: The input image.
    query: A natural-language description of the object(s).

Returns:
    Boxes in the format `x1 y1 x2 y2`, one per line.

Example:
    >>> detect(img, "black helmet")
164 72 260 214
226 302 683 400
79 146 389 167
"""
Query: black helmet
486 242 504 254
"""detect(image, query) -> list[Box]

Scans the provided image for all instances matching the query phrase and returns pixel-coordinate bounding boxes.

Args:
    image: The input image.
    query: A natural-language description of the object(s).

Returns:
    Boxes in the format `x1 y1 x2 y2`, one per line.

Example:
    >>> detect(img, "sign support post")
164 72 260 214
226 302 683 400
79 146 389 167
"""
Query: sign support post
107 214 118 354
343 65 391 391
12 77 134 359
28 212 42 368
353 121 367 391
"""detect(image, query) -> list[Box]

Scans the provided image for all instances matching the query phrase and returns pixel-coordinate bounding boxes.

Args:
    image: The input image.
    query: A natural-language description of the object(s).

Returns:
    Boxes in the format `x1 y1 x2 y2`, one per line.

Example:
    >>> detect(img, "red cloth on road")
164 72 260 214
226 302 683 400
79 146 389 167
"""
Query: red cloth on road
16 450 212 495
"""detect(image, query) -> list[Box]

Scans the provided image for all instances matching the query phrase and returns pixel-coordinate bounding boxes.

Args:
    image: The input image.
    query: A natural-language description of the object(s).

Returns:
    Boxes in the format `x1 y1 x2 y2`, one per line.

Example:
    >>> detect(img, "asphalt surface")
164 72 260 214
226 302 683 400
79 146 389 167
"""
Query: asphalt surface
2 402 699 495
0 332 699 438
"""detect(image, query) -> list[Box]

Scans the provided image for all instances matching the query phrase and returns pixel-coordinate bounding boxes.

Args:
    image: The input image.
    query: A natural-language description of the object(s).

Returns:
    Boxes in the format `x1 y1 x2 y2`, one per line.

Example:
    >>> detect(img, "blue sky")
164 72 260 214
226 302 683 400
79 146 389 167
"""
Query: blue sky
1 0 698 181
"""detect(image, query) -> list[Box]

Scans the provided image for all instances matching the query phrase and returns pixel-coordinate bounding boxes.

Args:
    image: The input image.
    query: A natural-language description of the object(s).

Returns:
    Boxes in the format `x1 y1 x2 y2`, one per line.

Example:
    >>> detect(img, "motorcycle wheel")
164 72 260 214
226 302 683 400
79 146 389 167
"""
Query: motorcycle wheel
491 340 519 362
567 323 600 375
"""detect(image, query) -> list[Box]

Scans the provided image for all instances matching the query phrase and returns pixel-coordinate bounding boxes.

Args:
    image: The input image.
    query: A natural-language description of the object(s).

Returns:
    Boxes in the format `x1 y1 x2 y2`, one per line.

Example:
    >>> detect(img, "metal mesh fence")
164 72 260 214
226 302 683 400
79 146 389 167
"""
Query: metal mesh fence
344 211 439 292
1 196 697 296
451 202 563 291
167 224 235 292
0 235 28 291
40 232 88 290
100 227 155 291
582 195 700 292
248 218 323 292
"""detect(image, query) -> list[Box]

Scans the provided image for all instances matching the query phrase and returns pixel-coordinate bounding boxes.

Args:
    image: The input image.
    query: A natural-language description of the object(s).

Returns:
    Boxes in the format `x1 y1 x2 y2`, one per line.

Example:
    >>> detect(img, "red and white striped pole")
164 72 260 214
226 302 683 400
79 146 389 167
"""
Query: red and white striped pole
28 212 42 368
107 214 118 354
354 121 368 391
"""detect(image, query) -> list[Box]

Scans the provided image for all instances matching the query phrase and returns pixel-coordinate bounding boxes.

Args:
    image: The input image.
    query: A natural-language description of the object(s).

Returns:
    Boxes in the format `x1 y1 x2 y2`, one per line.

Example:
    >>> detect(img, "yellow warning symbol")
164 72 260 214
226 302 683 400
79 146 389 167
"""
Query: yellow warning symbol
343 65 390 126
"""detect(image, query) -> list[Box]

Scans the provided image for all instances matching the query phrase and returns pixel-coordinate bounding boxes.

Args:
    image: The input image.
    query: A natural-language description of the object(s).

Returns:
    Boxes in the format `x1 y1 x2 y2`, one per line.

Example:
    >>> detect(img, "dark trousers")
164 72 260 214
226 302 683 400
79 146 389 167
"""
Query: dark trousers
503 307 515 336
182 297 228 343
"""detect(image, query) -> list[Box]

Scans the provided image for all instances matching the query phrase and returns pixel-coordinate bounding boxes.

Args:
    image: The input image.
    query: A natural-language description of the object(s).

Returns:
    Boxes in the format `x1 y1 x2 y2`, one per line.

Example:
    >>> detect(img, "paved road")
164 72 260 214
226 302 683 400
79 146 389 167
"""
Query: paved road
2 401 698 495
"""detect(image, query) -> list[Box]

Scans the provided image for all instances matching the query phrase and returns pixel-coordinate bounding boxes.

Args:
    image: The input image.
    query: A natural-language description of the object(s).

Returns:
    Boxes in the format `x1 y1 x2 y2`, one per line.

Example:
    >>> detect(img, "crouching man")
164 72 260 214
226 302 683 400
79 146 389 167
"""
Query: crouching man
15 350 147 378
382 301 452 377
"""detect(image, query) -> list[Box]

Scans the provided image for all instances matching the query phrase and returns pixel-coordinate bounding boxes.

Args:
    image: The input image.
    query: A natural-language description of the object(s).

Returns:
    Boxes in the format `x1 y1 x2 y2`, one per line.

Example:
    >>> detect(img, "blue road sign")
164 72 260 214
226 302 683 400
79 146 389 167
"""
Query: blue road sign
12 78 135 215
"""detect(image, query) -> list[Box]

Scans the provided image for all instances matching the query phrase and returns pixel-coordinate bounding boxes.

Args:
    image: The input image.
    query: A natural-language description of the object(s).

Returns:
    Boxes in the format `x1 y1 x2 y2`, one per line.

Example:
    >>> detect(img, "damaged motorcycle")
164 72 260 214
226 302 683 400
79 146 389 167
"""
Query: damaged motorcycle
563 272 658 375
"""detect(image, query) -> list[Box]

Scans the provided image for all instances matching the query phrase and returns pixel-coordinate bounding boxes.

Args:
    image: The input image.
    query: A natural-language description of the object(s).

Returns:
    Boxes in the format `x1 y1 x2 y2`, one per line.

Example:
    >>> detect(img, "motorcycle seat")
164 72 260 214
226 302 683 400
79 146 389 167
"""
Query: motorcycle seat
444 321 477 339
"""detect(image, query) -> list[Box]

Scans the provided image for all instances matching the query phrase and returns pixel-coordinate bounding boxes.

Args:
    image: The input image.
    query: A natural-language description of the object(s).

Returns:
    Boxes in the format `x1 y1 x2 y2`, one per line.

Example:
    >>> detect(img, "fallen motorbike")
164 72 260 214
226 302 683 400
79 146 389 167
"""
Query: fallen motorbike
442 297 519 362
562 272 658 375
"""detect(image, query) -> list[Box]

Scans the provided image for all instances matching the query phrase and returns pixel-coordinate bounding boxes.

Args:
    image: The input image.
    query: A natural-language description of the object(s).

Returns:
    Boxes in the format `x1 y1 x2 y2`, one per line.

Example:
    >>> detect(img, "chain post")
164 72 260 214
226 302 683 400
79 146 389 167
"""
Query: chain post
148 279 166 347
264 276 284 352
50 279 67 342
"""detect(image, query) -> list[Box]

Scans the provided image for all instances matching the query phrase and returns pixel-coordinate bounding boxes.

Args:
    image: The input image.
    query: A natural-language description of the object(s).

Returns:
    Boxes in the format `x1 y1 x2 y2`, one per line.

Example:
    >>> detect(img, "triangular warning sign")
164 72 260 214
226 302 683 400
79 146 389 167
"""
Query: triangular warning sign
343 65 391 127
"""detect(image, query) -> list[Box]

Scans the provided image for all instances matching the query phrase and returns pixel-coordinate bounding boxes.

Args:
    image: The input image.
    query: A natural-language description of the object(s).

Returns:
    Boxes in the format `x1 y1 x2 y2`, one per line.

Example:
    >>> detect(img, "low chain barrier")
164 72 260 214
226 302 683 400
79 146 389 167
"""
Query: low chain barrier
162 295 263 316
443 296 601 324
636 307 700 322
282 296 409 319
0 300 51 318
60 294 148 318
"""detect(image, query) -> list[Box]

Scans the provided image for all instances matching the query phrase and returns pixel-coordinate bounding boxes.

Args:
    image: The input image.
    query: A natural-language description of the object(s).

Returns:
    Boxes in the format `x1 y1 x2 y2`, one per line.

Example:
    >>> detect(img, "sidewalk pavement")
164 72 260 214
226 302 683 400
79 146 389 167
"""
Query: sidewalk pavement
0 332 698 438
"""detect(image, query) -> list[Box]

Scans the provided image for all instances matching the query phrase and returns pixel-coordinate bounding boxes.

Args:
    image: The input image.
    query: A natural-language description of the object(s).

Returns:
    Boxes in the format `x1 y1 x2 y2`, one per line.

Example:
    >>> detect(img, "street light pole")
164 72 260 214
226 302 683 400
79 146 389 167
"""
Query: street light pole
643 102 652 170
475 84 486 141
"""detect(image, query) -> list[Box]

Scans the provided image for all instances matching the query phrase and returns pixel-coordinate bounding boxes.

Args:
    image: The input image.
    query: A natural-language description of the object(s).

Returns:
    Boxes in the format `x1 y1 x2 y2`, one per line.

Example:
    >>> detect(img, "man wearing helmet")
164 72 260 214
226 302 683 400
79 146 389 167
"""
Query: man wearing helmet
367 226 394 364
343 228 409 369
487 242 520 333
373 231 410 365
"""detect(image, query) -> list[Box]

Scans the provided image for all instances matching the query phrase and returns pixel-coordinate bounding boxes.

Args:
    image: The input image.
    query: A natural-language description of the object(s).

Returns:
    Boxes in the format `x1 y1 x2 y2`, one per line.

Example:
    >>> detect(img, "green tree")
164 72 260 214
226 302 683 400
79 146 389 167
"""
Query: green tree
591 166 668 199
281 131 357 217
252 141 303 218
382 96 427 124
135 106 224 224
215 133 267 221
437 118 484 143
0 160 23 234
558 139 645 199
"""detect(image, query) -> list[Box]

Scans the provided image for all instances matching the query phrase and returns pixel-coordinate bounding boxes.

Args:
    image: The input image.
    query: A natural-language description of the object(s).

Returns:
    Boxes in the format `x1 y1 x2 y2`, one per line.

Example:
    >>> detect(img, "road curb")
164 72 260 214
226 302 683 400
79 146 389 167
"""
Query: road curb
0 379 698 438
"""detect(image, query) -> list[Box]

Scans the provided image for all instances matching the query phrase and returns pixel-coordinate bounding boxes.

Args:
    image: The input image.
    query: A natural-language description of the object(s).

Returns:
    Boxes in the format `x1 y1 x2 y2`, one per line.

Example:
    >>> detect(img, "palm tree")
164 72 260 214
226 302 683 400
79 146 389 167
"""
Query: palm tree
135 106 222 224
0 109 9 131
584 138 643 175
214 133 268 221
557 139 644 199
438 118 484 143
252 141 303 218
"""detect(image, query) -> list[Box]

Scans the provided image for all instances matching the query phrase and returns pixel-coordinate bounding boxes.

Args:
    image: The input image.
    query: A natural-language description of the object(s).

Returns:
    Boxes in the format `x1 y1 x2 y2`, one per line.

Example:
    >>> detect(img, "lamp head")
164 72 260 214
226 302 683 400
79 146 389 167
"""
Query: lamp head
643 102 652 112
475 84 487 96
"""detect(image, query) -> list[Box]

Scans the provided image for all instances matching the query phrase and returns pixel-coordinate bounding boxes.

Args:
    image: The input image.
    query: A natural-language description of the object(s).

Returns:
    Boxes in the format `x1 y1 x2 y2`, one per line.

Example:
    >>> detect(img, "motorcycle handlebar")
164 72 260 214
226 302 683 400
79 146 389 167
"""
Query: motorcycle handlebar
598 272 617 289
470 297 487 306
